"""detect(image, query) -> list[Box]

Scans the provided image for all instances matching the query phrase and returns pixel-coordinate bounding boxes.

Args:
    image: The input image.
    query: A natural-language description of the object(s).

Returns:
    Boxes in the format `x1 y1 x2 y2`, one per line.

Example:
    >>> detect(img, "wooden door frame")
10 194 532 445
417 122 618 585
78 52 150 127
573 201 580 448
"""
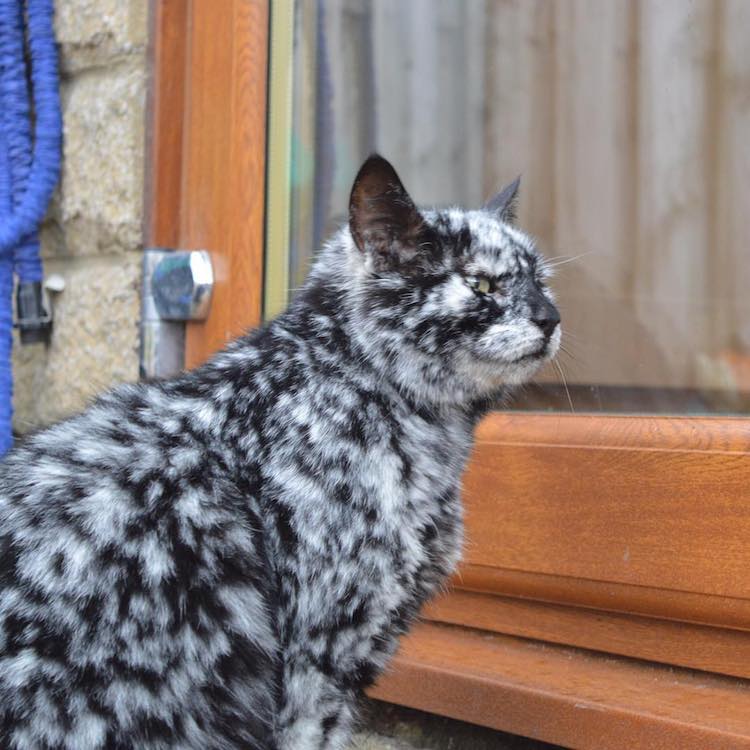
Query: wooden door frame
146 0 269 368
371 413 750 749
146 5 750 748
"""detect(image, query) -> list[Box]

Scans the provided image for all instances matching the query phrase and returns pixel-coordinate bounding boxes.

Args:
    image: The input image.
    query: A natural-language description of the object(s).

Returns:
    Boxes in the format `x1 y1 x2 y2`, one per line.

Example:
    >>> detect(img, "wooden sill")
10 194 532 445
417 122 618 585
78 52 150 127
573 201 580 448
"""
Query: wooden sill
388 412 750 745
369 621 750 750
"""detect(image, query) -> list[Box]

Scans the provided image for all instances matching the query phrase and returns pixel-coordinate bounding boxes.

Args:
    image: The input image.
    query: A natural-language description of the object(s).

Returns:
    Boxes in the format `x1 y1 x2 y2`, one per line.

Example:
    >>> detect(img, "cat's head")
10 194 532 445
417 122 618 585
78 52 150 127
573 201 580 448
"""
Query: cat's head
325 155 560 405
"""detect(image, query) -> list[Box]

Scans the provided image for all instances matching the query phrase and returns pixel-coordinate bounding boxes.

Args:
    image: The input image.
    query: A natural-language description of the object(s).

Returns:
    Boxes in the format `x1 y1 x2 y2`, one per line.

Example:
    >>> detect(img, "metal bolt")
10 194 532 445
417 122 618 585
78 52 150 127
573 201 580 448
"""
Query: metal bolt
149 249 214 321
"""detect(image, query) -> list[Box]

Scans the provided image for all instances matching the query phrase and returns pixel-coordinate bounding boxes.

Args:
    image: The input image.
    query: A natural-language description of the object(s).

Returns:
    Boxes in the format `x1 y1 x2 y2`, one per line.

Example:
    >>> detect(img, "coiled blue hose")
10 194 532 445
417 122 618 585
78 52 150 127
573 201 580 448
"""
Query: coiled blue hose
0 0 62 453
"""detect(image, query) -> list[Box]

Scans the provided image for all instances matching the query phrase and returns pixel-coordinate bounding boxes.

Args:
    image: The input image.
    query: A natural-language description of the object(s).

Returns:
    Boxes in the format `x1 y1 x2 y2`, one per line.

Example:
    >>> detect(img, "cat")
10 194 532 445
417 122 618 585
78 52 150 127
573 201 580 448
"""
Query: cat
0 155 560 750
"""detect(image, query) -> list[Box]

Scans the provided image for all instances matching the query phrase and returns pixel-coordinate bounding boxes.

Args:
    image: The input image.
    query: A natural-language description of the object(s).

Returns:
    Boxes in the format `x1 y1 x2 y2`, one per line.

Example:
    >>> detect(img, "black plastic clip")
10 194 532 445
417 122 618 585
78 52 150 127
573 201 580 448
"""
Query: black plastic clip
15 281 52 345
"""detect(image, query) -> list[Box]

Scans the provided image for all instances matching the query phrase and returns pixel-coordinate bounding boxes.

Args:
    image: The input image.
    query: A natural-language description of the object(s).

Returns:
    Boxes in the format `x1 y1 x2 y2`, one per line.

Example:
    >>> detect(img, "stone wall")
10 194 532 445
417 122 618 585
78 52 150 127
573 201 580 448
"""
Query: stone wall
12 0 148 432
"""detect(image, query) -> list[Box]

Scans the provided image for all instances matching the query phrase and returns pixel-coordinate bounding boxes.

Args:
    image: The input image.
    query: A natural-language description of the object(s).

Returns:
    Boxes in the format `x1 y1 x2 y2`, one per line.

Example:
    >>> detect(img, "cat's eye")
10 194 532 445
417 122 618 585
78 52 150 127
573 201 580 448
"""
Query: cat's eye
468 276 492 294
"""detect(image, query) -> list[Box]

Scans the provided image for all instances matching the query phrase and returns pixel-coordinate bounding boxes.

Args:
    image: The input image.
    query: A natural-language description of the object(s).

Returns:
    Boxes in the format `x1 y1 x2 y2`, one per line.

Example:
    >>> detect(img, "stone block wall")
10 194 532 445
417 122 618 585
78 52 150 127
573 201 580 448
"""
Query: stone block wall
12 0 148 432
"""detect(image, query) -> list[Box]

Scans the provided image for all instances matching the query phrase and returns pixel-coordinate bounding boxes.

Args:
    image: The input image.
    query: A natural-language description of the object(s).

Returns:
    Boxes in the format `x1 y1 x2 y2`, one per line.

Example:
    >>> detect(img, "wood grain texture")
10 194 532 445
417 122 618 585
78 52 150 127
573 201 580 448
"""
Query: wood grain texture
424 589 750 680
454 563 750 633
370 623 750 750
463 413 750 601
147 0 268 365
475 412 750 452
393 412 750 743
180 0 269 366
145 0 188 246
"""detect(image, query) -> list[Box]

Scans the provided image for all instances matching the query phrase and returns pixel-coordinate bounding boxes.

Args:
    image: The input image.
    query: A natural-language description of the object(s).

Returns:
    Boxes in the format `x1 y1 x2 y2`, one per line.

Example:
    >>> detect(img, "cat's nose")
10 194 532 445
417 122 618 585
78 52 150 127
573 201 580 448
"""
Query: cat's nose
532 302 560 339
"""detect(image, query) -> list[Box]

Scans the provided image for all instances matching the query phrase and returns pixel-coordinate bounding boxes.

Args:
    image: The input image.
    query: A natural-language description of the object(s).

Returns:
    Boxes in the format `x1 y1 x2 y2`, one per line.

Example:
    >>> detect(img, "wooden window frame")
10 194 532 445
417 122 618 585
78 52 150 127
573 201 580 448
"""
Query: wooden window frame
371 414 750 748
146 0 269 368
147 4 750 748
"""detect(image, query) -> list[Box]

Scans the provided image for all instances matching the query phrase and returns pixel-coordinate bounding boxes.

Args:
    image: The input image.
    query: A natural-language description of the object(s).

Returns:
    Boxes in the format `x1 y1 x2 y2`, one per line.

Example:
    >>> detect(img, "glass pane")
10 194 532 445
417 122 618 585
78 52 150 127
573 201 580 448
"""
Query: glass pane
279 0 750 415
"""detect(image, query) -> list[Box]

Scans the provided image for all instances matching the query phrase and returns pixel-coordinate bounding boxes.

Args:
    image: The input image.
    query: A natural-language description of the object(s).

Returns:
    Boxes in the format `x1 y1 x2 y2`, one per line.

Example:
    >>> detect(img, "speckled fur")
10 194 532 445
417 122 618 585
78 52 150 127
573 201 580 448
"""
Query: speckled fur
0 157 560 749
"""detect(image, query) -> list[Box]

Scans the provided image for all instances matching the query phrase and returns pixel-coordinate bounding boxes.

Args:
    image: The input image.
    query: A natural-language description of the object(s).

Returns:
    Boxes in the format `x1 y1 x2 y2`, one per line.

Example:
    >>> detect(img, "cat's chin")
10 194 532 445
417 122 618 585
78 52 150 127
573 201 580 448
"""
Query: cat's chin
454 354 545 396
505 338 561 386
467 335 561 391
500 358 548 386
476 342 557 372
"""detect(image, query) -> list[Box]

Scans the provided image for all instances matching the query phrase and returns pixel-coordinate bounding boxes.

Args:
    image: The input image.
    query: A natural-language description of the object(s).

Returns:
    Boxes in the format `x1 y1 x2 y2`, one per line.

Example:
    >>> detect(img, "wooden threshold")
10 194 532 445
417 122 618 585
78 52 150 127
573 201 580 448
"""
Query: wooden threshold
462 413 750 608
369 622 750 750
453 564 750 633
424 588 750 680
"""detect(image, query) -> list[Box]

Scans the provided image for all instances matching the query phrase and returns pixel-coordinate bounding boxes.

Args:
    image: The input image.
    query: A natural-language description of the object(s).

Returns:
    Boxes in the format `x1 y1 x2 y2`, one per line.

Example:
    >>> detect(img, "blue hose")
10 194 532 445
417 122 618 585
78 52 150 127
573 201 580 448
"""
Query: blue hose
0 120 13 455
0 0 62 452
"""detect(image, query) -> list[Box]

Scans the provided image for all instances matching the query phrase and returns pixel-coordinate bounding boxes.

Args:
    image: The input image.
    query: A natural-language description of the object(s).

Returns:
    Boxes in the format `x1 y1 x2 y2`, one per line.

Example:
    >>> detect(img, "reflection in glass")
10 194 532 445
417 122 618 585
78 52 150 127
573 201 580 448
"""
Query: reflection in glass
277 0 750 415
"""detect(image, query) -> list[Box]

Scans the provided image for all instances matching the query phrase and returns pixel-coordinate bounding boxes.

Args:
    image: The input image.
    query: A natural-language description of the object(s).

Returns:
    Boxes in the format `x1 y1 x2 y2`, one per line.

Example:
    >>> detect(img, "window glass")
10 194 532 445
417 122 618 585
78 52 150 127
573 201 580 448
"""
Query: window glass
278 0 750 414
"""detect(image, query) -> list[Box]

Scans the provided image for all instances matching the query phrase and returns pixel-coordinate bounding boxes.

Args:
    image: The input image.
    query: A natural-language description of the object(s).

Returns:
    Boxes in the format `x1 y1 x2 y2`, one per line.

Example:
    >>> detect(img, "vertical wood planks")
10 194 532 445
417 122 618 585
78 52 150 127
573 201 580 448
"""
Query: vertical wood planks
634 0 714 385
480 0 749 394
483 0 557 241
551 1 635 386
153 1 750 388
714 0 750 390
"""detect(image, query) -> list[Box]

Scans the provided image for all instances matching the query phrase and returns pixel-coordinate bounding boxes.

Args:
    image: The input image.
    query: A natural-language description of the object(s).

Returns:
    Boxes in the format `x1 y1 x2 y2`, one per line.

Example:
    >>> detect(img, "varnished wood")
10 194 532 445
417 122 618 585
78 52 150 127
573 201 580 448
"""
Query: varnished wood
178 0 269 367
148 0 268 367
455 564 750 632
463 413 750 602
425 589 750 680
145 0 188 246
475 412 750 453
382 412 750 743
369 622 750 750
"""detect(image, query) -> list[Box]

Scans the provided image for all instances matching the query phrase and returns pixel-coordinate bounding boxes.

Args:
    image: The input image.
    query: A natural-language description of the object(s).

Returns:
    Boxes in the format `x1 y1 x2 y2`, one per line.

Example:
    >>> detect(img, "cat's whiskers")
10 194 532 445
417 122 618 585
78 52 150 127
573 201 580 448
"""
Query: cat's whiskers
558 344 578 362
552 357 575 413
561 332 584 345
545 251 595 269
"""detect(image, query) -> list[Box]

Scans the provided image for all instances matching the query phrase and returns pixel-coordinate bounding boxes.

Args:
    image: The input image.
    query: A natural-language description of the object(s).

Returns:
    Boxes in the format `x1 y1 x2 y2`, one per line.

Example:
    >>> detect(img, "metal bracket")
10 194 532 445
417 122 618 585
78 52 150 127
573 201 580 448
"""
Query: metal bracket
140 249 214 379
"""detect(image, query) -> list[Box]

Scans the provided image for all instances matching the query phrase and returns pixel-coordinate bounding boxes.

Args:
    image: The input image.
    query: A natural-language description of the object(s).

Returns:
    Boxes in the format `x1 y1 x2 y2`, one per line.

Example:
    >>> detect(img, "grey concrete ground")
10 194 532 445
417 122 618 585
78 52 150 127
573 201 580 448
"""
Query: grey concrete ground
351 701 567 750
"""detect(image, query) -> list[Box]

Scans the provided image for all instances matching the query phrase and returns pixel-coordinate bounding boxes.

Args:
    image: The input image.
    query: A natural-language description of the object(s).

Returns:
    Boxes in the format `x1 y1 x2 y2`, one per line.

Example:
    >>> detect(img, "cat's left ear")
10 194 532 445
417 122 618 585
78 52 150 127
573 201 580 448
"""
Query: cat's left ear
483 176 521 224
349 154 426 270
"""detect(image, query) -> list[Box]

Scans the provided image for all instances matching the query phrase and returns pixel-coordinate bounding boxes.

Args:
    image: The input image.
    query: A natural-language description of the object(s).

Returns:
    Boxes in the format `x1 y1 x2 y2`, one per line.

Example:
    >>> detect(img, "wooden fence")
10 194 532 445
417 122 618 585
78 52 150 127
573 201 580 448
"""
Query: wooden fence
297 0 750 400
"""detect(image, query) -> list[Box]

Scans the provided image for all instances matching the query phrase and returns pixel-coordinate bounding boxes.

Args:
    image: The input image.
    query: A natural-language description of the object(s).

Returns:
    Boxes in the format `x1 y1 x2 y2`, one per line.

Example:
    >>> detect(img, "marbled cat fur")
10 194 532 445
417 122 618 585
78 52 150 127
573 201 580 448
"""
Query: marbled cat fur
0 156 560 749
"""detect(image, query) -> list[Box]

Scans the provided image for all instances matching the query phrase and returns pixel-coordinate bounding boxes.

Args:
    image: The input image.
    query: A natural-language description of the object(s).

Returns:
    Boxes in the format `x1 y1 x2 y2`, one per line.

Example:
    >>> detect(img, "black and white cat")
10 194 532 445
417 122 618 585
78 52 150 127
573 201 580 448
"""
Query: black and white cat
0 155 560 749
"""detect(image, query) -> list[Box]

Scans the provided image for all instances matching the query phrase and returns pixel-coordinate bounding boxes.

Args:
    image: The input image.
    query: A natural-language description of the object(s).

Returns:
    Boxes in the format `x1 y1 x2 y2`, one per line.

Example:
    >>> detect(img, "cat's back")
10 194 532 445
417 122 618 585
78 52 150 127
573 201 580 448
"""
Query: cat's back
1 380 229 556
0 379 280 749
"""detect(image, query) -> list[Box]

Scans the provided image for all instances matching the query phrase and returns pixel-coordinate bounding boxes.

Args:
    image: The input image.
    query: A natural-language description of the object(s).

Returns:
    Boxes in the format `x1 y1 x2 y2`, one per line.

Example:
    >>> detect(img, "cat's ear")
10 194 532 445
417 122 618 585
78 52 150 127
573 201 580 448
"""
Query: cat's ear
483 176 521 224
349 154 425 268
